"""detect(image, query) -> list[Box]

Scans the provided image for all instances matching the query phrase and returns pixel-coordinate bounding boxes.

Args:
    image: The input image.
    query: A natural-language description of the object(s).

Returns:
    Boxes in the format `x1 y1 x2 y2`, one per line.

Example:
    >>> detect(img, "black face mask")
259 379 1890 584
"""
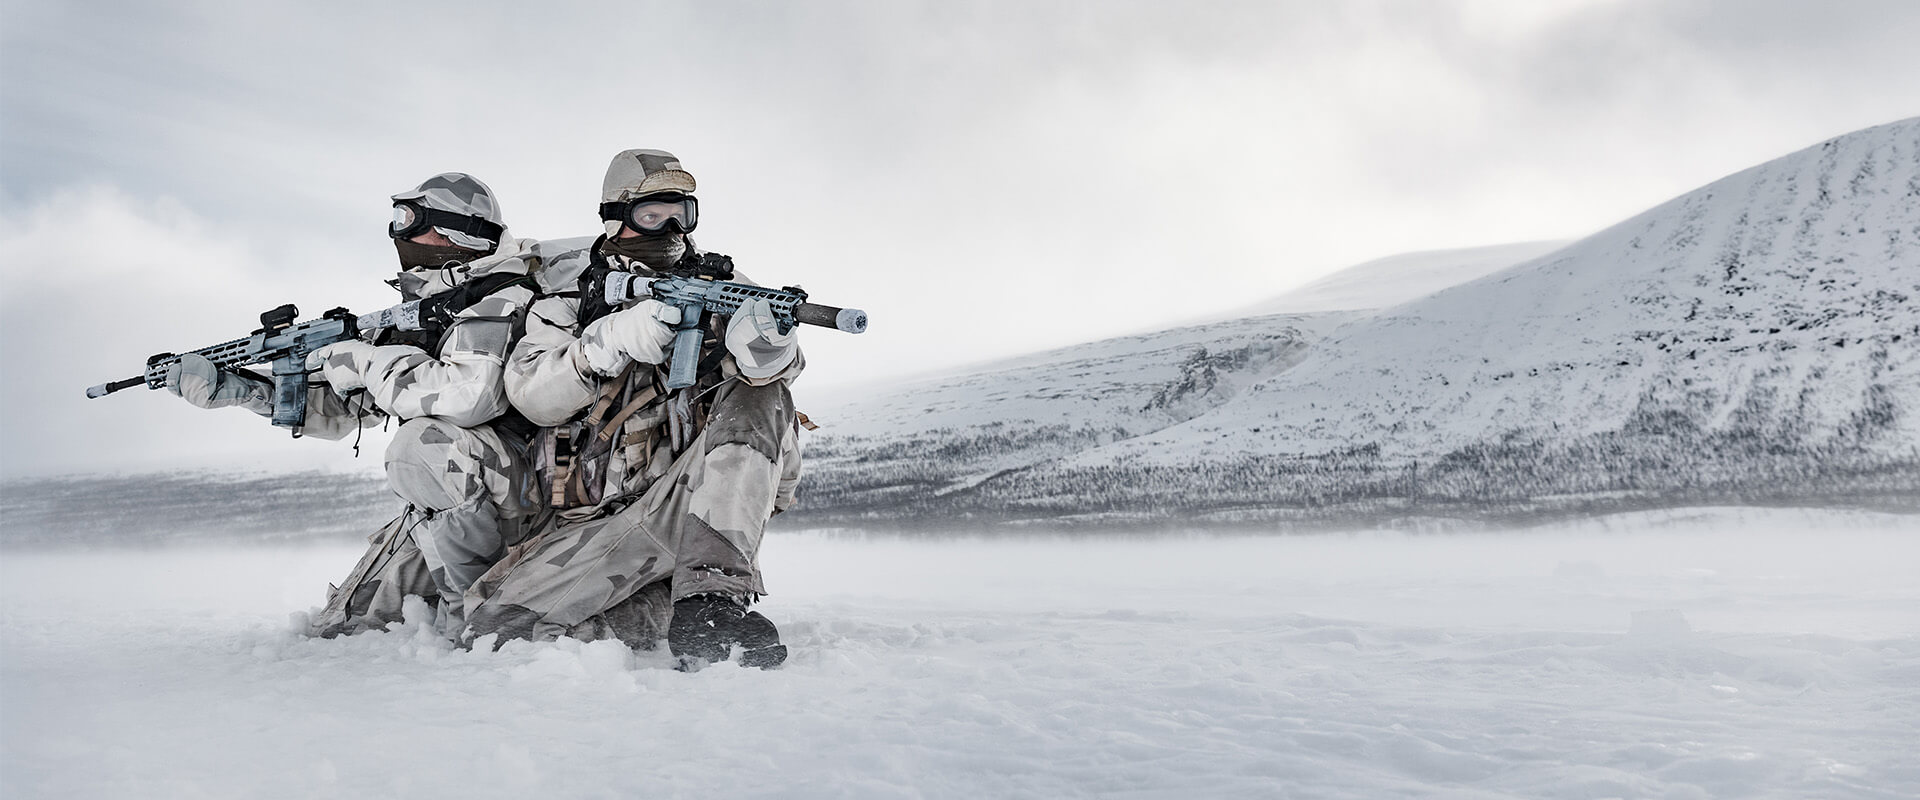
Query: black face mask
394 238 487 270
601 232 687 272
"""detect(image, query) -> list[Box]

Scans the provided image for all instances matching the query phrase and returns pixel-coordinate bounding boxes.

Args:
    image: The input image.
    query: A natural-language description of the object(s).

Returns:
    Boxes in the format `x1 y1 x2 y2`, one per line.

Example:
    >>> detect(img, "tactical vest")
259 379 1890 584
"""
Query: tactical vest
539 238 732 511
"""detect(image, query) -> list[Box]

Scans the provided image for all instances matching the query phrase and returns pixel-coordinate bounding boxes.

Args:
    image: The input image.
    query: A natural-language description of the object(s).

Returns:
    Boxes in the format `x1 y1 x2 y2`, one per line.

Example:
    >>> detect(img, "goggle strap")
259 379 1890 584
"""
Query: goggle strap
396 202 503 243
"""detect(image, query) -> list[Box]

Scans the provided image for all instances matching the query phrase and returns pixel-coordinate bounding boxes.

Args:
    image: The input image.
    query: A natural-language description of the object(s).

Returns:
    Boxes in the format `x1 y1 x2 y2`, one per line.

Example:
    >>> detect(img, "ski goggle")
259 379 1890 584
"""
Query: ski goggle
599 193 698 234
389 200 504 243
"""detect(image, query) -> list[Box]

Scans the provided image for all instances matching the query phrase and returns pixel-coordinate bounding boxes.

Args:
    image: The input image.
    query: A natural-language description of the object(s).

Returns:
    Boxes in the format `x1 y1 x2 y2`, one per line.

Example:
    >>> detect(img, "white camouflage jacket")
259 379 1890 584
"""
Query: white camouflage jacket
302 236 542 435
504 239 804 510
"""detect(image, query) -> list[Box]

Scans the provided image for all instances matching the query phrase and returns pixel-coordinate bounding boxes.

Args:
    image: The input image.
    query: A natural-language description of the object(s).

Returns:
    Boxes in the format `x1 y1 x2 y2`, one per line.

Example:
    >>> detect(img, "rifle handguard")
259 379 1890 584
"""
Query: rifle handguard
85 305 360 437
603 272 867 333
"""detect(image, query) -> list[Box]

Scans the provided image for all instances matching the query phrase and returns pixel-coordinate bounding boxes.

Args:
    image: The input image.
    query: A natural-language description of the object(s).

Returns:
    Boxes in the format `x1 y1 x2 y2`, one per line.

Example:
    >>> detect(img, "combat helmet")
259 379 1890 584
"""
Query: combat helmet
599 150 697 237
389 172 505 251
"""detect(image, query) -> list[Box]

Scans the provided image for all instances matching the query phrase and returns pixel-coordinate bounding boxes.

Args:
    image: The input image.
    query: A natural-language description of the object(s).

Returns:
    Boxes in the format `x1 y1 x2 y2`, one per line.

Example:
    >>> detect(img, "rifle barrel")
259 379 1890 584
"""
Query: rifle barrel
86 376 148 398
795 302 867 334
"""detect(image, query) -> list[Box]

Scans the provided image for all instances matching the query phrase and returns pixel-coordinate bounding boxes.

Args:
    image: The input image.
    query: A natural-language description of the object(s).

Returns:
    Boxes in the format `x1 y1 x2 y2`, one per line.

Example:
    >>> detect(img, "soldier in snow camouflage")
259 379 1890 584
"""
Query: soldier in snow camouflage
312 173 552 638
463 149 802 668
165 172 546 638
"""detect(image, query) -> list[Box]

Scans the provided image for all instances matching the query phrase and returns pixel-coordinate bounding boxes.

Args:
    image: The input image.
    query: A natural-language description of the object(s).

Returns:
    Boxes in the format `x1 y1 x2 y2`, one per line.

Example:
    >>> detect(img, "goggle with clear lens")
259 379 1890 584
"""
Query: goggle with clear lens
599 193 698 234
389 200 504 243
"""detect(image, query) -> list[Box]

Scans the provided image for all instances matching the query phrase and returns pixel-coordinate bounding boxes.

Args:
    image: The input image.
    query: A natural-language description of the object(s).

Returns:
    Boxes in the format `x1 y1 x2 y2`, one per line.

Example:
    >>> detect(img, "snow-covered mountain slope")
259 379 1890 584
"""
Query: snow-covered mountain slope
1222 240 1569 317
1085 117 1920 462
798 242 1566 517
800 310 1364 510
795 118 1920 524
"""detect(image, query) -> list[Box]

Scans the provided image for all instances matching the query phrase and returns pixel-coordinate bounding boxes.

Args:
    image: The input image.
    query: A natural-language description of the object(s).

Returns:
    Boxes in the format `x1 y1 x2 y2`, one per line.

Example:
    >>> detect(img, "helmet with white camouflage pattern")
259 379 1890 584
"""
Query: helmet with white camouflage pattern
602 149 696 203
600 150 696 237
389 172 505 251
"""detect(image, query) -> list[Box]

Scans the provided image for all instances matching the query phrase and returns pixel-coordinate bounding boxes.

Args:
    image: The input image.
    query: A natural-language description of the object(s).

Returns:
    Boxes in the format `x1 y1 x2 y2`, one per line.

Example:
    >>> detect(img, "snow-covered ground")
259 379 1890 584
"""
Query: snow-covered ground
3 508 1914 799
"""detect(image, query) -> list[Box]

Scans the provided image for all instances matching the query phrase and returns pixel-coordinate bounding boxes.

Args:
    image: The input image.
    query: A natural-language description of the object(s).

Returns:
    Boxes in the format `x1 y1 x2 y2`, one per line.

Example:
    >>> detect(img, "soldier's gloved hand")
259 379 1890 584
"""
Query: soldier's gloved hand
725 298 798 380
305 340 378 395
578 299 681 376
165 353 271 410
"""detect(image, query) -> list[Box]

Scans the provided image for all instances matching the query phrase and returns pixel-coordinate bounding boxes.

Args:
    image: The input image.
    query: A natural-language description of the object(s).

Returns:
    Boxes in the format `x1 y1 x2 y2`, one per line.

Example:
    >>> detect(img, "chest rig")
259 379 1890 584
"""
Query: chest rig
541 240 733 511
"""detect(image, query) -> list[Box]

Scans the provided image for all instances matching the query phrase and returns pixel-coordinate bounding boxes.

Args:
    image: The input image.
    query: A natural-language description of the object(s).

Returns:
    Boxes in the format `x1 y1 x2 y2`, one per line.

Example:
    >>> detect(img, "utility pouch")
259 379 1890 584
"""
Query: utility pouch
538 426 576 509
536 364 662 511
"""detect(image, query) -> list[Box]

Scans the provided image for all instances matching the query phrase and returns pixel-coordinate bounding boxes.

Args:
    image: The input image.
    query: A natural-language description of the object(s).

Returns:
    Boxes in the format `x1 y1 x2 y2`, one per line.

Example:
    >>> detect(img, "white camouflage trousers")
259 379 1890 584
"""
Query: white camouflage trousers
309 417 542 637
462 380 797 647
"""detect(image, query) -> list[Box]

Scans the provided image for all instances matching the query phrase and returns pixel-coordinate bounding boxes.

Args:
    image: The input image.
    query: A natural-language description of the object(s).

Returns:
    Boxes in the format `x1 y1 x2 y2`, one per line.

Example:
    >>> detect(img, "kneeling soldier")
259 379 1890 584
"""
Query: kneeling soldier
166 173 546 637
465 149 801 668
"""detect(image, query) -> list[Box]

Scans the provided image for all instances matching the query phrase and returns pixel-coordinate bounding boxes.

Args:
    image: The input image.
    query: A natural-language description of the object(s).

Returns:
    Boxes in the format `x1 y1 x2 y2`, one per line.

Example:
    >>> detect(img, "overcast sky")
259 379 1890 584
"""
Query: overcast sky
3 0 1917 478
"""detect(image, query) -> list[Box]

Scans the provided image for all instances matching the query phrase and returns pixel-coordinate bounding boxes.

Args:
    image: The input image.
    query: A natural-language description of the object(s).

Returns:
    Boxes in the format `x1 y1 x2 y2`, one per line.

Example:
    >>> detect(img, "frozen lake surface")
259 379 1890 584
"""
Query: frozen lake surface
3 508 1916 799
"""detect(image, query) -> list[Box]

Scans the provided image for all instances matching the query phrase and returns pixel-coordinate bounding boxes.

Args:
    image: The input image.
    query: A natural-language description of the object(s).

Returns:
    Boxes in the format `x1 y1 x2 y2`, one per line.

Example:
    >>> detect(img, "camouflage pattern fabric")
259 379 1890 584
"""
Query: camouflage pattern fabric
307 510 436 637
312 239 539 429
506 248 803 523
601 149 696 204
165 354 384 442
464 378 799 646
386 417 545 608
557 579 674 650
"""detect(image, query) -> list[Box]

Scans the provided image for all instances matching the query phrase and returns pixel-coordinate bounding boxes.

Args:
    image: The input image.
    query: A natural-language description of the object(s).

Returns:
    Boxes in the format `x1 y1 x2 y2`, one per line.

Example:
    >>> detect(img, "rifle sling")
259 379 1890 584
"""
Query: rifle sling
595 383 661 449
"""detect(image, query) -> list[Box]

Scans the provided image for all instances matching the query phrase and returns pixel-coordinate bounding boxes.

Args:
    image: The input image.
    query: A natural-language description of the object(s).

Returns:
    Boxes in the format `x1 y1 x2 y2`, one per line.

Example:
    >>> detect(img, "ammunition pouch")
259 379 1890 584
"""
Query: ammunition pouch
535 362 725 513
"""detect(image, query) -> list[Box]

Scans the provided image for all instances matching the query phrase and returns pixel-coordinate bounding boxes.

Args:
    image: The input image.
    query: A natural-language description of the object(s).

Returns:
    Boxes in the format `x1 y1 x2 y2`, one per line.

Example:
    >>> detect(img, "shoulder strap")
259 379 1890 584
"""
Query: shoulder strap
406 271 539 334
575 235 619 331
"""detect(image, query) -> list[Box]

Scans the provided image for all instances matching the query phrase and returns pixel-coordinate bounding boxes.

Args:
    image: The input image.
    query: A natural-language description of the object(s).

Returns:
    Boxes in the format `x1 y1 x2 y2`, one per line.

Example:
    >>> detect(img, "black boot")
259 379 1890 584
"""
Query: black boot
669 594 788 669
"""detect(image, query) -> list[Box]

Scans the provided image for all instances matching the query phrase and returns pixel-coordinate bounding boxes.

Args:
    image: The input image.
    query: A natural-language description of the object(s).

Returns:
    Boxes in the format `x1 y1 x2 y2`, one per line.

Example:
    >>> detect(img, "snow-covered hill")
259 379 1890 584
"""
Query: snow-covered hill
797 310 1363 513
1220 240 1569 318
795 118 1920 525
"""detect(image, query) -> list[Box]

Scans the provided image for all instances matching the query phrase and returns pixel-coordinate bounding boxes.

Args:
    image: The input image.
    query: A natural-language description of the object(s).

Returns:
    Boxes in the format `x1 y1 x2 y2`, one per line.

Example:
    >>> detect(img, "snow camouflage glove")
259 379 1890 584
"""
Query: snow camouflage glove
165 353 272 412
725 298 798 381
306 340 379 395
577 299 681 376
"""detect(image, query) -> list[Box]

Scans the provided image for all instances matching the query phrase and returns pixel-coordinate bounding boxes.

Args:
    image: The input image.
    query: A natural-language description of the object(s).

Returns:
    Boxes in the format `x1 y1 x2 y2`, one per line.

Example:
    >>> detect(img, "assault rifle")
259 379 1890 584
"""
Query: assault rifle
604 268 867 390
85 292 479 436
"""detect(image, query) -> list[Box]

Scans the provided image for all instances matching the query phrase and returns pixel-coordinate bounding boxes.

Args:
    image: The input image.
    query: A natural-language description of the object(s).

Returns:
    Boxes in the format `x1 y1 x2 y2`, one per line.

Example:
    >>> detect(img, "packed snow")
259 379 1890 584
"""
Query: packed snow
3 508 1915 799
